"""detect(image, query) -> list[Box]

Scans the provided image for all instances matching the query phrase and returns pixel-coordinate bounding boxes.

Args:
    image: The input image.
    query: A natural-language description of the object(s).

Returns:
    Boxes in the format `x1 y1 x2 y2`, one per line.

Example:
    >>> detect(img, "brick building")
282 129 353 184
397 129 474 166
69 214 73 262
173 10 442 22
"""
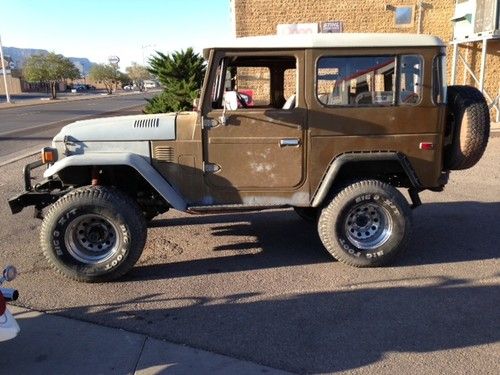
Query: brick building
231 0 500 119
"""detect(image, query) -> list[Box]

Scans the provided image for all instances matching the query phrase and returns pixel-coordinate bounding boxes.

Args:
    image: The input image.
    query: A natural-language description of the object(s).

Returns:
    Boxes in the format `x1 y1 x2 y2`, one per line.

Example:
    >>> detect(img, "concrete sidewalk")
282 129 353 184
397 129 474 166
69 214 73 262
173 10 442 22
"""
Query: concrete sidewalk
0 89 160 111
1 306 290 375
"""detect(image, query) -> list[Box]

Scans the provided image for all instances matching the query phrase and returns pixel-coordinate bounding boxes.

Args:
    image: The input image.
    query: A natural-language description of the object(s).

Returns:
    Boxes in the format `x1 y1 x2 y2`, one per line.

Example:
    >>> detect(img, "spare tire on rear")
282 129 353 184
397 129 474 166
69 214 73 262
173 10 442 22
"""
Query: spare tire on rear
445 85 490 170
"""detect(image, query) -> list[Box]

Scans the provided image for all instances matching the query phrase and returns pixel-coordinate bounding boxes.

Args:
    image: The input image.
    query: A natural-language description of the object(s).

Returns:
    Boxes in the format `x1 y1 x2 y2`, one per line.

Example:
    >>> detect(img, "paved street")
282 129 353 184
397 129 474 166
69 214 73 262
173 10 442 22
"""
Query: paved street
0 125 498 373
0 92 152 162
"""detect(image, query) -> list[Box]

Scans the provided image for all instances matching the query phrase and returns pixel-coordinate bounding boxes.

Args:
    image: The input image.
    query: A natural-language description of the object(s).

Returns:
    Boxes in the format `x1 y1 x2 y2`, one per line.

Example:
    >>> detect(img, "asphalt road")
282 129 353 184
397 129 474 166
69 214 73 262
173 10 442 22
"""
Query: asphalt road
0 134 498 373
0 93 152 162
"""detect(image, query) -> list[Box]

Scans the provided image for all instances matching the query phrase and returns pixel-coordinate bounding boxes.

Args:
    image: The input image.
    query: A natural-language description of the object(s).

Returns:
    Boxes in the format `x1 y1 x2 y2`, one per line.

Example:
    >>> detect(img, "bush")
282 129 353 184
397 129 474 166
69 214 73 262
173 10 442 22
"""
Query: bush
144 48 205 114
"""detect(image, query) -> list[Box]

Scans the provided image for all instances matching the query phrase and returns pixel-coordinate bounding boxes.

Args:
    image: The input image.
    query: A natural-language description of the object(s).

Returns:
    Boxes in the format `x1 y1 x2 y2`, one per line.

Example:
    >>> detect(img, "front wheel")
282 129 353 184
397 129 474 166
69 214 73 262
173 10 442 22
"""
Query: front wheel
40 186 147 282
318 180 411 267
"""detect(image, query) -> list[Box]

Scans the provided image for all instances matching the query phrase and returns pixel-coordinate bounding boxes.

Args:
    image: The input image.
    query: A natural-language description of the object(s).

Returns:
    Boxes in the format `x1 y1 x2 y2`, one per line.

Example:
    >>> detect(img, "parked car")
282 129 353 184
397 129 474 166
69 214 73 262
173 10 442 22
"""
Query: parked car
8 33 490 282
143 80 157 89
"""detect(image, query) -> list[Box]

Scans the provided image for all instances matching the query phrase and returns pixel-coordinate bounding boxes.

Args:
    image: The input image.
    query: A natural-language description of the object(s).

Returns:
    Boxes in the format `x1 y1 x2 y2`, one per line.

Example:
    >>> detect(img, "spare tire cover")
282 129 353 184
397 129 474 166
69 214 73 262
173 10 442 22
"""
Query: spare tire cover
445 85 490 170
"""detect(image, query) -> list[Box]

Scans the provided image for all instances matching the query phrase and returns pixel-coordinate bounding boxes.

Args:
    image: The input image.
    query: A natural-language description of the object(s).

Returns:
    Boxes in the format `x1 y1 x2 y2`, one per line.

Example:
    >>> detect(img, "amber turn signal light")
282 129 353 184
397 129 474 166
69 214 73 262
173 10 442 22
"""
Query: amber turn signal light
41 147 57 164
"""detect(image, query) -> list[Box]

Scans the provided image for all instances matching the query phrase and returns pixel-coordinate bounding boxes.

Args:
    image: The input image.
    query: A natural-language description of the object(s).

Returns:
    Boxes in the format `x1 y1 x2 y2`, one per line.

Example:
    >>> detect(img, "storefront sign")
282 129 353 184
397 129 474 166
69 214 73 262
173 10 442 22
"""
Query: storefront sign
321 21 344 33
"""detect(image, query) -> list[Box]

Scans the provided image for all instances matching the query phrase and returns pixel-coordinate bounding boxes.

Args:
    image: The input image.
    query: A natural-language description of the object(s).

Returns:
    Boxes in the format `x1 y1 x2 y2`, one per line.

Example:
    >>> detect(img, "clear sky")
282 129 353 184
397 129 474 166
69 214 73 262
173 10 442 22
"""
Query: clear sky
0 0 232 70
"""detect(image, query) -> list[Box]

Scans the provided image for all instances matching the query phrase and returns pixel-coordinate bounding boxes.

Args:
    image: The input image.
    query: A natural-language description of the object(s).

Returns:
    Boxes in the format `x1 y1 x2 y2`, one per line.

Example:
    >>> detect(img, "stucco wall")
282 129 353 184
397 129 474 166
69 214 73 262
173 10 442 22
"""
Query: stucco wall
233 0 500 114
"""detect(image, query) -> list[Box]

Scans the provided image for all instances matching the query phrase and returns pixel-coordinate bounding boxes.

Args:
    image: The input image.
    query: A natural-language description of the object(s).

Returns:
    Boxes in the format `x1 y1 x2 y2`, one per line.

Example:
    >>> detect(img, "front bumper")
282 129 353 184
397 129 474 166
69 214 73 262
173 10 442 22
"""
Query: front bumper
8 159 67 215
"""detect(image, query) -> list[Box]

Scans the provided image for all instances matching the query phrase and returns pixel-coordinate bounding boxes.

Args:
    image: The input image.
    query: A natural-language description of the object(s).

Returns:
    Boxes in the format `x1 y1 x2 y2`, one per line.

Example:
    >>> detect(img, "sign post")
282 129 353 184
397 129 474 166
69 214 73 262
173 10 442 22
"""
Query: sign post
0 34 11 104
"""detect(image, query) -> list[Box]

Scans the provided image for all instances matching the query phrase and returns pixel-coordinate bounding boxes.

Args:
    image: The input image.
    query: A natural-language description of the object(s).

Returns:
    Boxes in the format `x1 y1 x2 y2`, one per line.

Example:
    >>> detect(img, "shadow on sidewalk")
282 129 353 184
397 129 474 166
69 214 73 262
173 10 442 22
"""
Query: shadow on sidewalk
47 276 499 373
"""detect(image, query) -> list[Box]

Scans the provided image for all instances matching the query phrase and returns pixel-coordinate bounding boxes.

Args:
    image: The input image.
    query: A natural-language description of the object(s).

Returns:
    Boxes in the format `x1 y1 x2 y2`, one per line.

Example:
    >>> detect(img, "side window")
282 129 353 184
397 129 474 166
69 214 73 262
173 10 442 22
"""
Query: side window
398 55 423 105
234 67 270 106
284 68 297 99
211 55 297 110
317 56 396 106
432 54 446 104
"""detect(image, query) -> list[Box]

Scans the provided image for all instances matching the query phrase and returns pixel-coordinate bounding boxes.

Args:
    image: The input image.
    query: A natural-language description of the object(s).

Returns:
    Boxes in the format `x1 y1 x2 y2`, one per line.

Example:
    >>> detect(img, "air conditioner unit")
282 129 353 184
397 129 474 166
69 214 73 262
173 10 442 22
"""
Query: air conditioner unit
452 0 475 40
474 0 500 34
452 0 500 40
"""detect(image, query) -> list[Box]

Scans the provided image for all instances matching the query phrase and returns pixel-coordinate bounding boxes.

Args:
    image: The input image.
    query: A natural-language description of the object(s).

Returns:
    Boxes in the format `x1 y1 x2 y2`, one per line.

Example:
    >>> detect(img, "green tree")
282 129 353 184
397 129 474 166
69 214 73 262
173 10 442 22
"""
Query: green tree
23 52 80 99
125 62 150 91
89 63 120 94
145 48 205 113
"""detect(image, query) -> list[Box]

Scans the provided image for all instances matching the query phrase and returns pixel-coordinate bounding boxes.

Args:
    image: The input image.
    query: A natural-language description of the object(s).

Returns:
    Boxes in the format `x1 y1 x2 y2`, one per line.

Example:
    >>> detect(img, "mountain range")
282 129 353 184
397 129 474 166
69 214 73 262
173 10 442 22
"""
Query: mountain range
3 47 94 75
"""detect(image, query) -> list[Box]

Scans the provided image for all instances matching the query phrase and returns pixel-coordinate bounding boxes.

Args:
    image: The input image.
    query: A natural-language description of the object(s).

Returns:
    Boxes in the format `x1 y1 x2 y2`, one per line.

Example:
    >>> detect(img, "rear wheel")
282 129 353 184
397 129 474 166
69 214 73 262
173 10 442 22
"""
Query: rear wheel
318 180 411 267
41 186 147 282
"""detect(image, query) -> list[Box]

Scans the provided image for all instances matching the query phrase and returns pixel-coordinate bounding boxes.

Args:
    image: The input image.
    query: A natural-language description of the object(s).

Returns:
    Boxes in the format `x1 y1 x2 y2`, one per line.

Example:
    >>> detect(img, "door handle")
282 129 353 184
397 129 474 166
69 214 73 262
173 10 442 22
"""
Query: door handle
279 138 300 147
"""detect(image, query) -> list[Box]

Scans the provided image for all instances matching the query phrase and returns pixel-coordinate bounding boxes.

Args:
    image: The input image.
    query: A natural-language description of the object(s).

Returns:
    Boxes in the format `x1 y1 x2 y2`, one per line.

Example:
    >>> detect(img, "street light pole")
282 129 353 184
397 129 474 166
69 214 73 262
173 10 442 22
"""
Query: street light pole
0 33 12 104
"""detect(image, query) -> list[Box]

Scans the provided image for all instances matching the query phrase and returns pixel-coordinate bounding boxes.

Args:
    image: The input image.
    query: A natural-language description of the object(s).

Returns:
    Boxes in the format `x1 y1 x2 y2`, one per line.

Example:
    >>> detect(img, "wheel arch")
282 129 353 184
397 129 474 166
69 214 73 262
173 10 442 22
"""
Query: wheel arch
311 152 420 208
44 153 187 211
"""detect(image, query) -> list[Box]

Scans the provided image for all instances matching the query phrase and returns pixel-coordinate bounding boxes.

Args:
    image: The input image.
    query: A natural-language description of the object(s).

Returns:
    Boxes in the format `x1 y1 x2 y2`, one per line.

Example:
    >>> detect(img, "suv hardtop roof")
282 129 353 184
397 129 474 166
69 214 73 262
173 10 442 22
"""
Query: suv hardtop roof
203 33 444 58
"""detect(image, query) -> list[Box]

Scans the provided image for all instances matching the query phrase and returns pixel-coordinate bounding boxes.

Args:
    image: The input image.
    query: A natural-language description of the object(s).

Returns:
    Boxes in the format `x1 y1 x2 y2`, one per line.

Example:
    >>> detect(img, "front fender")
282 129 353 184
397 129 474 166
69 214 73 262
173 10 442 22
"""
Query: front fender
44 153 187 211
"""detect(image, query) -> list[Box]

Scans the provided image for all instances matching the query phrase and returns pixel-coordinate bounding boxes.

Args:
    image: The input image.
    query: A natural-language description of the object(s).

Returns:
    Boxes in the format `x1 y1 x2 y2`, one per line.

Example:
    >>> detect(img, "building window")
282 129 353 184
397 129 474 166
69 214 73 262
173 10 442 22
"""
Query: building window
395 6 414 27
316 56 396 106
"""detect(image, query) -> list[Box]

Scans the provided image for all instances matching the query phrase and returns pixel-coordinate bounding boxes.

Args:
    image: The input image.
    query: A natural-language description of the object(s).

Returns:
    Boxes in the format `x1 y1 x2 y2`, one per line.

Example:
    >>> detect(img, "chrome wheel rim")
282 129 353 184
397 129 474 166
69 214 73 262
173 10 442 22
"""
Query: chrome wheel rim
64 214 120 264
344 202 393 250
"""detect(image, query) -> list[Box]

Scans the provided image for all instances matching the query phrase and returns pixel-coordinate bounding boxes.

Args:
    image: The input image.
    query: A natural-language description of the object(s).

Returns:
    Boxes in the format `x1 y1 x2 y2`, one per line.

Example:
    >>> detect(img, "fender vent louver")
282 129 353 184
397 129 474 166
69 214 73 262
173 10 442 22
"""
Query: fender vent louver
134 118 160 128
154 146 174 162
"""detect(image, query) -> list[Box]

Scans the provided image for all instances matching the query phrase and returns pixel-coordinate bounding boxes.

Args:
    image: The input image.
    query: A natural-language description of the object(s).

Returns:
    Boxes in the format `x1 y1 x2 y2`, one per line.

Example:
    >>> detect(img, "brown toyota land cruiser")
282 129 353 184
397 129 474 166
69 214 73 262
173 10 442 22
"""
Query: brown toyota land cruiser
8 33 490 282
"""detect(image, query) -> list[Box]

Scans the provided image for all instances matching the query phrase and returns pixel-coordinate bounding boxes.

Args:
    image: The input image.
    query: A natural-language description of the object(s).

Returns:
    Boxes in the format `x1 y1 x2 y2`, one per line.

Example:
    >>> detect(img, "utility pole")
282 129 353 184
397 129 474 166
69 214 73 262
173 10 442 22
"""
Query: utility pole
0 33 12 104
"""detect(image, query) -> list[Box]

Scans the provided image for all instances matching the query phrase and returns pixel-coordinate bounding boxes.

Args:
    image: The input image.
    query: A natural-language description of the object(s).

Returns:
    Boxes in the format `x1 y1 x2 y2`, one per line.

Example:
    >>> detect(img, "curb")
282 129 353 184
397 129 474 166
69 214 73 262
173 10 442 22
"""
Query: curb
6 305 291 375
0 150 39 168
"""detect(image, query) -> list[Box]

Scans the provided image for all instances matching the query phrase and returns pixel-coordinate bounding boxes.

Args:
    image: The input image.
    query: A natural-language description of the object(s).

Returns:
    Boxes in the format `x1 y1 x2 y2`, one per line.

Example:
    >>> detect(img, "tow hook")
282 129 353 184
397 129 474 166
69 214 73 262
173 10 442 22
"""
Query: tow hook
408 188 422 209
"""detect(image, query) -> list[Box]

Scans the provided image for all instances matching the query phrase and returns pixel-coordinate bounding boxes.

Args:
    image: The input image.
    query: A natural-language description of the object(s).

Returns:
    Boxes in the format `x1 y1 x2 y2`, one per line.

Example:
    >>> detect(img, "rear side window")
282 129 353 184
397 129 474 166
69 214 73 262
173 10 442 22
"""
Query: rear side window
398 55 423 105
317 56 396 106
316 54 425 107
432 54 447 104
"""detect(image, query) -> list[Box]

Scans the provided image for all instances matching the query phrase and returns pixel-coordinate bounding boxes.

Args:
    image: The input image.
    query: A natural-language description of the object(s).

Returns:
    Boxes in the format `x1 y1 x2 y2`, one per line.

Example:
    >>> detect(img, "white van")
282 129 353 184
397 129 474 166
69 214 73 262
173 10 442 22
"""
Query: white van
143 80 157 89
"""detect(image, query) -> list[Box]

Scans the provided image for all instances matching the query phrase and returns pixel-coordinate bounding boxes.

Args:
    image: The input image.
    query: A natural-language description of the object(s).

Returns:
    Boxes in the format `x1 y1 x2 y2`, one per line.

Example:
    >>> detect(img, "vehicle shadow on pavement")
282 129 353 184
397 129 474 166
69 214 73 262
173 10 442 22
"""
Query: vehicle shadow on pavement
140 201 500 281
136 210 330 280
48 276 499 374
399 201 500 266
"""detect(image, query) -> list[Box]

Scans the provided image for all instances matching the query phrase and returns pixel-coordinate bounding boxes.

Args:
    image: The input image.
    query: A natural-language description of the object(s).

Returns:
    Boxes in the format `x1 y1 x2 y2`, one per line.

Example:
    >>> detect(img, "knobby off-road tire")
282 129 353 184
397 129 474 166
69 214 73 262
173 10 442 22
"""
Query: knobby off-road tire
318 180 411 267
445 85 490 170
41 186 147 282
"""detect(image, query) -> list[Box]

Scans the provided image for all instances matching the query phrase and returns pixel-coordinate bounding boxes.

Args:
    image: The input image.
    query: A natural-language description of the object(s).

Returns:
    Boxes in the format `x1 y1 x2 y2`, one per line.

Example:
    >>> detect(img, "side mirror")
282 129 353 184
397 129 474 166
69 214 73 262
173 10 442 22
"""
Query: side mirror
223 91 238 110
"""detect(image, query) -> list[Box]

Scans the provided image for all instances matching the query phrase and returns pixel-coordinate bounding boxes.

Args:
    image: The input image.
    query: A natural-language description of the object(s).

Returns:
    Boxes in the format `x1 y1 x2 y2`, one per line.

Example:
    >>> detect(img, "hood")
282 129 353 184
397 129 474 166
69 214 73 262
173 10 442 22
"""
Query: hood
53 113 177 142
